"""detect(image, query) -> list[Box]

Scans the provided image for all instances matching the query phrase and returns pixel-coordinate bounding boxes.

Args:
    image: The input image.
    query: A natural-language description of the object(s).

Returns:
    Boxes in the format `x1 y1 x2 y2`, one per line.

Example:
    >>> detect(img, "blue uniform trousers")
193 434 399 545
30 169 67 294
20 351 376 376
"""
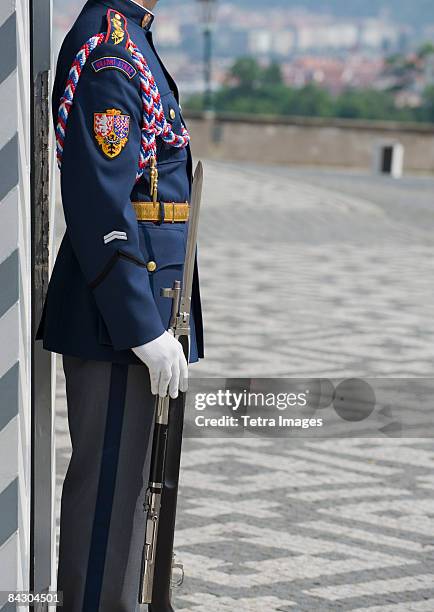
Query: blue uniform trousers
58 356 155 611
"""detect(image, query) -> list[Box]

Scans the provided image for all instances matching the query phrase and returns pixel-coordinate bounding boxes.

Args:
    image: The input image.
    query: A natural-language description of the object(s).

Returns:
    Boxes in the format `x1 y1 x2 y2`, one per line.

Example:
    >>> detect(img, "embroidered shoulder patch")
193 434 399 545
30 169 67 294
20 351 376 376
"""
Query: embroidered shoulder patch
105 9 129 46
94 109 130 159
91 56 137 79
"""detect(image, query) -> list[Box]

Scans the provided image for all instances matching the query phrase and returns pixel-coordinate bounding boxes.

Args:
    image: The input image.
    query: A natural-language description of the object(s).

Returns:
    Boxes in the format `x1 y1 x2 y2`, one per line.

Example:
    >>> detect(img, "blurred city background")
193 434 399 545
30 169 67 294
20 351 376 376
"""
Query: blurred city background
53 2 434 610
54 0 434 122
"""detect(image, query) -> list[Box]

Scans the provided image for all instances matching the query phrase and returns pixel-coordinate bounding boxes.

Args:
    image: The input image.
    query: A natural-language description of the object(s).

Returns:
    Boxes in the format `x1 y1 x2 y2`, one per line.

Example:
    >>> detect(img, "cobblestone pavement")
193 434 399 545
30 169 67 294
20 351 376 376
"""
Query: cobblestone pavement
55 162 434 610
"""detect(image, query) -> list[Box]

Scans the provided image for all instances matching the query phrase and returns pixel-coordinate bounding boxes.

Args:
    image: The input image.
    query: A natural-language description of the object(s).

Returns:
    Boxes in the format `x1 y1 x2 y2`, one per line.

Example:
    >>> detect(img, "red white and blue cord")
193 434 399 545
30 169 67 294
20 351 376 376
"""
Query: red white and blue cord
128 40 190 179
56 33 190 180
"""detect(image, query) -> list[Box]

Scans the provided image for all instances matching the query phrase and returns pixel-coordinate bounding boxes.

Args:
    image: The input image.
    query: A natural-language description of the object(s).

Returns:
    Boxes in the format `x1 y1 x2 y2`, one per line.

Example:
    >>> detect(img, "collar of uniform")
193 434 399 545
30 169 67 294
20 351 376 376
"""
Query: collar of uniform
92 0 155 30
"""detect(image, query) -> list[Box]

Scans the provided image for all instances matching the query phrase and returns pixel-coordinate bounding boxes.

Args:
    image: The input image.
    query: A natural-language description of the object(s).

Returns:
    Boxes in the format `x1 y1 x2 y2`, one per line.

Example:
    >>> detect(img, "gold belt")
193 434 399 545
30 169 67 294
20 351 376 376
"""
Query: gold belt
132 201 190 223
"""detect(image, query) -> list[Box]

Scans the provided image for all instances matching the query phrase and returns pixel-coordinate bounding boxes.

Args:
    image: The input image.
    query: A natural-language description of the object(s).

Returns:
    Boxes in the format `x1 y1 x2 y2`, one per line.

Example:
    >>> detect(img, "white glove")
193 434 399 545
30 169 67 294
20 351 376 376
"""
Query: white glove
132 331 188 399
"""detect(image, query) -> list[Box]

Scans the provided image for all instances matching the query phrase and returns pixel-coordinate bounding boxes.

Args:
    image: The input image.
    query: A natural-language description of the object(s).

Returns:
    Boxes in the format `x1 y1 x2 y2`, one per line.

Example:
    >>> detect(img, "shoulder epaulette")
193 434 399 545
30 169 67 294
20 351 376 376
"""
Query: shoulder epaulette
105 9 130 49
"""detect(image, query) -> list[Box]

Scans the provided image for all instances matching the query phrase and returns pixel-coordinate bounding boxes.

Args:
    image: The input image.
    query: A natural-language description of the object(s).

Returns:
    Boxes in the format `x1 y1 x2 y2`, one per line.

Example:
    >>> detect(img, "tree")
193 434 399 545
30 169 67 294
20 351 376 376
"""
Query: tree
283 84 333 117
418 42 434 59
262 62 284 87
184 56 431 124
421 85 434 122
228 57 262 92
335 89 396 120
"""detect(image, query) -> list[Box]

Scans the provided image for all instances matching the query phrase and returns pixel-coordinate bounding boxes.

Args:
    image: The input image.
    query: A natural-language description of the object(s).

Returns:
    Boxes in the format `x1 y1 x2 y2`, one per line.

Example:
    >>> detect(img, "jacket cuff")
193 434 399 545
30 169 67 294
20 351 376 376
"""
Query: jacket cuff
91 254 165 351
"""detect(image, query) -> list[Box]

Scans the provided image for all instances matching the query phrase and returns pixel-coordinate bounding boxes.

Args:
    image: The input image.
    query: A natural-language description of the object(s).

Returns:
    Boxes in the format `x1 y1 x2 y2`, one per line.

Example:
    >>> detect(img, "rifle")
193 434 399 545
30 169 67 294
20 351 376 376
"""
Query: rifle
139 161 204 610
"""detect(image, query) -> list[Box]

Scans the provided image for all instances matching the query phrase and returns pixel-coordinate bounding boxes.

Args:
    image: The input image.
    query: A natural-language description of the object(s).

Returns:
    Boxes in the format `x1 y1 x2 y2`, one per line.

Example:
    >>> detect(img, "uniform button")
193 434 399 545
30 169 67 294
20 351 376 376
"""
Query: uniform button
147 261 157 272
169 108 176 120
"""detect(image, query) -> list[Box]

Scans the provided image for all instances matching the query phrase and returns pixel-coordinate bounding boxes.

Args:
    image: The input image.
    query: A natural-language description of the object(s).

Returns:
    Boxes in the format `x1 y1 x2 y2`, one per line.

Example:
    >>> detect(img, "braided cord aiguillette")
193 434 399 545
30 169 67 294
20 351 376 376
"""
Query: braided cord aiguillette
56 33 190 180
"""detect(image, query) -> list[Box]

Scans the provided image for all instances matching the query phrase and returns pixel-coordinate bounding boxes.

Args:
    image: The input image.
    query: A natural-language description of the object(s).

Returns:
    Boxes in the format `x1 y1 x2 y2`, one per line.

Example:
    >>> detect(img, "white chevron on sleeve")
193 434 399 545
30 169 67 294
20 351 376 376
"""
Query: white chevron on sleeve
103 231 128 244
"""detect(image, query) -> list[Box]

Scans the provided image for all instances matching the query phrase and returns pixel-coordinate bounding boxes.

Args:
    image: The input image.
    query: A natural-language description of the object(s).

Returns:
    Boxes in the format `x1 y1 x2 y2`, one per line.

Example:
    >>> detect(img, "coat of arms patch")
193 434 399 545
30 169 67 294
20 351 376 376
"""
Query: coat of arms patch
94 108 130 159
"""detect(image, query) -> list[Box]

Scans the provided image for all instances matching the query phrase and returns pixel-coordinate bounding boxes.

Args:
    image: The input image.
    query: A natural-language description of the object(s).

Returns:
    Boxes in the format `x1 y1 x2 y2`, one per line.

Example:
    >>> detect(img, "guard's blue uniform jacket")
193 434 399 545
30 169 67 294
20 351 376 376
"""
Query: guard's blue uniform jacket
37 0 204 364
